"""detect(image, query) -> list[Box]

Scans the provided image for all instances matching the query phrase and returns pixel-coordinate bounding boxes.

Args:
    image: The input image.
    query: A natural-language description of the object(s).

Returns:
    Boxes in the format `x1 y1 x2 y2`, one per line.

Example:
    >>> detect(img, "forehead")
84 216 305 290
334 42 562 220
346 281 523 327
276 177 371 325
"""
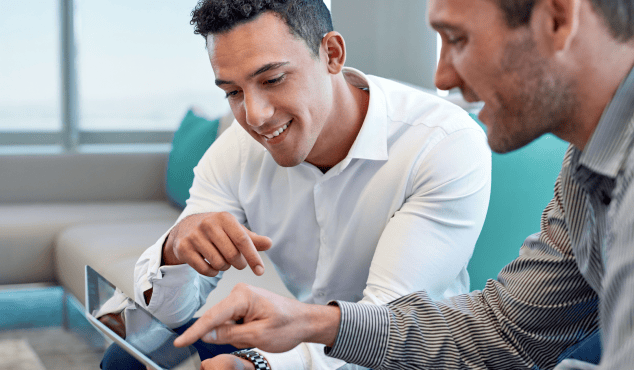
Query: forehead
428 0 505 31
207 12 311 77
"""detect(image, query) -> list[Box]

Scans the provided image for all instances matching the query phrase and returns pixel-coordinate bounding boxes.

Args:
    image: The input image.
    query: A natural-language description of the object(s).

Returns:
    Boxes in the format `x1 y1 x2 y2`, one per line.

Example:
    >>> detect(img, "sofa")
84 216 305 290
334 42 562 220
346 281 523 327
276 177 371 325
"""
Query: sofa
0 110 293 319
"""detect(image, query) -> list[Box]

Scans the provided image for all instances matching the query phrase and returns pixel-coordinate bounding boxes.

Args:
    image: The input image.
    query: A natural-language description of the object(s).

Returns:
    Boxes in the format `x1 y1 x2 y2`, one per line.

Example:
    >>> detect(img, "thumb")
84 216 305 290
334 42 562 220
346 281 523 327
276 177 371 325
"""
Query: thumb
243 228 273 251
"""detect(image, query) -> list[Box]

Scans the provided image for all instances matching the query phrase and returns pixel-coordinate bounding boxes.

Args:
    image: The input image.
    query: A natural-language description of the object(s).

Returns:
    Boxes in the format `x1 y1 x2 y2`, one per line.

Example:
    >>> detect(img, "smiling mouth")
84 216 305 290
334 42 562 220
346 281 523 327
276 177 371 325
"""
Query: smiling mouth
263 120 292 140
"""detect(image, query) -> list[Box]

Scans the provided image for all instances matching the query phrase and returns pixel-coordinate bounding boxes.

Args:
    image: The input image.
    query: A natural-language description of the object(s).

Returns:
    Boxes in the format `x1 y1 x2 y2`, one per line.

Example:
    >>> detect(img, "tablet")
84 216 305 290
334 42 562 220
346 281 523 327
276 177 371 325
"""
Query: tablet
84 265 202 370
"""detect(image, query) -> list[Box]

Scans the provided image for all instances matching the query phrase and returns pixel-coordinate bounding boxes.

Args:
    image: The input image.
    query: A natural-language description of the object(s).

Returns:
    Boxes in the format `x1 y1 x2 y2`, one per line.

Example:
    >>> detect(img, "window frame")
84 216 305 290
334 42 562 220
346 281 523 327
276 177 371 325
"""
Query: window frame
2 0 333 151
1 0 176 151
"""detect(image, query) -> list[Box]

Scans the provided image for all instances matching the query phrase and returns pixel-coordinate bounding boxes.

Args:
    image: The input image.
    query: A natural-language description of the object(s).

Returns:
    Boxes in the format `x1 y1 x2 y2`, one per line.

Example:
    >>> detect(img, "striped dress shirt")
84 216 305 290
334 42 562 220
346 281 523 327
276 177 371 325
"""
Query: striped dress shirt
325 67 634 370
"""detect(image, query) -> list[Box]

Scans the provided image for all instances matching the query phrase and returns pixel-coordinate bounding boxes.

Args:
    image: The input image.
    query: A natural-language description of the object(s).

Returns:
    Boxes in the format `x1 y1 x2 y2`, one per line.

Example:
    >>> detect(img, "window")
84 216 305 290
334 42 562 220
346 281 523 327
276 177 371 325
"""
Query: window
0 0 61 146
0 0 331 152
76 0 228 133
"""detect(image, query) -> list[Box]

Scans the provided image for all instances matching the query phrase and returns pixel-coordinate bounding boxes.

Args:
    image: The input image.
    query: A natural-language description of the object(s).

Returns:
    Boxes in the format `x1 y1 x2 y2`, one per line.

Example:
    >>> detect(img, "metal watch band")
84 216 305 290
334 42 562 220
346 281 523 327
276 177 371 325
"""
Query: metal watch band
231 349 271 370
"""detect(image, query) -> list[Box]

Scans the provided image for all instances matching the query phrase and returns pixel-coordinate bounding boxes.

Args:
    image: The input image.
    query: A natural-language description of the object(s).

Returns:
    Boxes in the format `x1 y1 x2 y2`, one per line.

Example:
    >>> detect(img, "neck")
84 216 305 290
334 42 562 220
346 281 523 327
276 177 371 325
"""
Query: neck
556 3 634 150
305 73 369 169
566 53 634 151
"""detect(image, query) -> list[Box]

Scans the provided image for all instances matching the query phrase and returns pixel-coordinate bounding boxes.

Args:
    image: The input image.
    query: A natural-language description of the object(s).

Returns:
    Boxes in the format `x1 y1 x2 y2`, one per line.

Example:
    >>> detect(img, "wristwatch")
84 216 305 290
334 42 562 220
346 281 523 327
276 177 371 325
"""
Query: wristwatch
231 349 271 370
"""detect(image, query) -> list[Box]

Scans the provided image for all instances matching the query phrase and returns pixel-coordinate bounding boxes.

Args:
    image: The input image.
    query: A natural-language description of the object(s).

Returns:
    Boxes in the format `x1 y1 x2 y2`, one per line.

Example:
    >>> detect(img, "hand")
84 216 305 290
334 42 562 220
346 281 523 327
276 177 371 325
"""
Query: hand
163 212 272 277
200 354 254 370
173 283 341 353
98 312 126 339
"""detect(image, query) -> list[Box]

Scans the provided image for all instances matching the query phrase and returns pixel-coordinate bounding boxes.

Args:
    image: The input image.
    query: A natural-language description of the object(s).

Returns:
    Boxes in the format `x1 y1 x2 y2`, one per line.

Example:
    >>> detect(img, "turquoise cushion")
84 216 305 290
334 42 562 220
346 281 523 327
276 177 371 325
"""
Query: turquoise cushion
467 113 569 290
166 109 220 209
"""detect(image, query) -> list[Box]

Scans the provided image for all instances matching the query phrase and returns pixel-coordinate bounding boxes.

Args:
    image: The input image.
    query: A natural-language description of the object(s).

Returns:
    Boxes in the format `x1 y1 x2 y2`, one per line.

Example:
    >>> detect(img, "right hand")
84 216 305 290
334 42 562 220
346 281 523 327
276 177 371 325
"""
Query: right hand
174 283 341 353
163 212 272 277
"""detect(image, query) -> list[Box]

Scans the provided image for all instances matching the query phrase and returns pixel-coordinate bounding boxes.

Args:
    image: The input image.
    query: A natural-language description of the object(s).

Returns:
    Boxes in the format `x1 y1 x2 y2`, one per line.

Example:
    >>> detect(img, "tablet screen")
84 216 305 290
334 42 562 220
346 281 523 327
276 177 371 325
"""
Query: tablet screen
86 265 199 369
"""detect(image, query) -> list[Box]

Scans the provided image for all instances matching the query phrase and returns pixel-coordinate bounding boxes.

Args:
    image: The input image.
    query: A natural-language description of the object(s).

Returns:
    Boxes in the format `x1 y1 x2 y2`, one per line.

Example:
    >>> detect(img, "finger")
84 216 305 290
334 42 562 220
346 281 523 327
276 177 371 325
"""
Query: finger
179 248 220 277
206 227 248 270
199 241 231 271
203 322 258 349
236 357 255 370
243 227 273 252
224 223 265 276
174 292 248 348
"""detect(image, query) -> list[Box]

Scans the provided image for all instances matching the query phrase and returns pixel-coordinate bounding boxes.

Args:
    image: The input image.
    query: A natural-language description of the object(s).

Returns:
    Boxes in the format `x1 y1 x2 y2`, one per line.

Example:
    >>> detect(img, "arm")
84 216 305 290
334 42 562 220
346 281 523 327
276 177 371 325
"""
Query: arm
360 127 491 303
327 173 600 369
134 126 270 327
175 171 599 370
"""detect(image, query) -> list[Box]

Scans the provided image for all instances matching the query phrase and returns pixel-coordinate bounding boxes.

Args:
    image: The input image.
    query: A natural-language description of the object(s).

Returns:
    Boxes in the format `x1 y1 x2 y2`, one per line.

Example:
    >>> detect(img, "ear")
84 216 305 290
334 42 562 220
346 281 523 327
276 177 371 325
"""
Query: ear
533 0 576 52
321 31 346 74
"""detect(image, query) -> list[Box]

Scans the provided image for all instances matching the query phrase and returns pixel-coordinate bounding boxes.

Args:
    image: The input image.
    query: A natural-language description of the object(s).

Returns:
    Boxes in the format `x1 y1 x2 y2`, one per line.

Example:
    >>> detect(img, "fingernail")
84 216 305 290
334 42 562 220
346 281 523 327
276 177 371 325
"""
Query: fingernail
202 330 217 342
254 265 264 275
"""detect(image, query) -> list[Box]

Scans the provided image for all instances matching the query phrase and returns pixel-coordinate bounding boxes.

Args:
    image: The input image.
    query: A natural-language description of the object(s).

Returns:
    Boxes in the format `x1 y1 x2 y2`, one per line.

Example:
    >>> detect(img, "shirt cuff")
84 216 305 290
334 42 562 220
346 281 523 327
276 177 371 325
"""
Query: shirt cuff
324 301 390 369
134 229 172 298
147 264 204 328
253 348 305 370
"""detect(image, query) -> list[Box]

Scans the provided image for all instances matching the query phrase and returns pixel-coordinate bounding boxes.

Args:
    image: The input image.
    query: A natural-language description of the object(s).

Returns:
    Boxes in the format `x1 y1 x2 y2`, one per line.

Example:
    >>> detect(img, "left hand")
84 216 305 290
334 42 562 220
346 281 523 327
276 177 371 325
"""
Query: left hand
200 354 254 370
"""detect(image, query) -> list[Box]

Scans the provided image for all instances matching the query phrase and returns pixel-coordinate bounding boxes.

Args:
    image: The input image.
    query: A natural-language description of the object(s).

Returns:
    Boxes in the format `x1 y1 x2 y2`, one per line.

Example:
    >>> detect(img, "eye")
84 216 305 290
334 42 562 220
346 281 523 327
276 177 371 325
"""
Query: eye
446 35 467 46
224 90 241 99
264 74 285 86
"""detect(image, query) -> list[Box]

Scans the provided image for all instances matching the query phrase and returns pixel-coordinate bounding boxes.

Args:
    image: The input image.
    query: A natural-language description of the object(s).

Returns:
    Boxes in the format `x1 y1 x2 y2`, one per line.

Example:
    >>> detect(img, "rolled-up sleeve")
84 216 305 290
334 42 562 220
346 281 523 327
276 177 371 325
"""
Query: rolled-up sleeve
133 125 246 328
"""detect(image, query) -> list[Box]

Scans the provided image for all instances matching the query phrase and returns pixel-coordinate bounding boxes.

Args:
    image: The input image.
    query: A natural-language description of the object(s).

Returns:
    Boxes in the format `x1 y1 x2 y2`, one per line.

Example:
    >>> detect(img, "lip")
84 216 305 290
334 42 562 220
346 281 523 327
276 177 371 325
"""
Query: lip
262 119 292 145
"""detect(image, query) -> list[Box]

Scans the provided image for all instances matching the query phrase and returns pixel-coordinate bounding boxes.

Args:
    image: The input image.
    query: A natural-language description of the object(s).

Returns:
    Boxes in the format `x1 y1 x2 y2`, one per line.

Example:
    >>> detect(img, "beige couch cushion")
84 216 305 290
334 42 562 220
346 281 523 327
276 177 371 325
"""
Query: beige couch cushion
55 220 176 303
57 220 293 315
0 202 181 285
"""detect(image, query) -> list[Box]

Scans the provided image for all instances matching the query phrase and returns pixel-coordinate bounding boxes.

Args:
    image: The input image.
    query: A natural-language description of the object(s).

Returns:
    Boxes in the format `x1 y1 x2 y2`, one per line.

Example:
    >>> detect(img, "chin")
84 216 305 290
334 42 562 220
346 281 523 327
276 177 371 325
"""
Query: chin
487 123 548 154
270 153 305 168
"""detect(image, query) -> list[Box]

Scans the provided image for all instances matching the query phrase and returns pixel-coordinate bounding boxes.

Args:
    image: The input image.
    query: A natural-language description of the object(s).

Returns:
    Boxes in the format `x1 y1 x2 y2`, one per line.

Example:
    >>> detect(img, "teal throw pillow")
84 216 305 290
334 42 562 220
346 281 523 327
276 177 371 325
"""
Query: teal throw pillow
166 109 220 209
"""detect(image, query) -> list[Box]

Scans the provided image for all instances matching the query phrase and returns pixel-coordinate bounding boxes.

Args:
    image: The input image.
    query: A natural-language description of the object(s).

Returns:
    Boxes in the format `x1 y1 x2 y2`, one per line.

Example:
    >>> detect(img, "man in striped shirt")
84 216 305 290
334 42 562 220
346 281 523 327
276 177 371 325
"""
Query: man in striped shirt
175 0 634 369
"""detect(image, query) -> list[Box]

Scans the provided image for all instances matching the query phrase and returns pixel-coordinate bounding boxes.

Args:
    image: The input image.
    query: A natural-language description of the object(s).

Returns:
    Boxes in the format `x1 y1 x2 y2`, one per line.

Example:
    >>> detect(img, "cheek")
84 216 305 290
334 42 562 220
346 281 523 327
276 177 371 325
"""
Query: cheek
229 101 247 123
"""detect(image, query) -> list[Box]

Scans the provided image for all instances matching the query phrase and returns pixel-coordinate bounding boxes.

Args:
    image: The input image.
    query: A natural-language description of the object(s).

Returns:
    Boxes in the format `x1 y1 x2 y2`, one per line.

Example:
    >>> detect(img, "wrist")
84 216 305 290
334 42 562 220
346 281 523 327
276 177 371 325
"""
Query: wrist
161 231 181 266
302 303 341 347
231 349 270 370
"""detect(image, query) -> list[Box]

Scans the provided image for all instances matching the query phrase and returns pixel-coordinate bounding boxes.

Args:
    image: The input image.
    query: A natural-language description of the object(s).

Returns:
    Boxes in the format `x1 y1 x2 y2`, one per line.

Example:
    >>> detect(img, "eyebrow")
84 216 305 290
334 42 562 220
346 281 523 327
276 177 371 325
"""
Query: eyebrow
429 21 462 33
215 62 291 87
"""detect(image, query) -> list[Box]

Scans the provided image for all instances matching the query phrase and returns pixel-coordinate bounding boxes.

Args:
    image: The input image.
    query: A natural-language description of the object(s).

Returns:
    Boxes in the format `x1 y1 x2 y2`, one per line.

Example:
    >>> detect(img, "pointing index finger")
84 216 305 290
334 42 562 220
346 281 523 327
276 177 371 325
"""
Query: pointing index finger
225 223 267 276
174 297 241 348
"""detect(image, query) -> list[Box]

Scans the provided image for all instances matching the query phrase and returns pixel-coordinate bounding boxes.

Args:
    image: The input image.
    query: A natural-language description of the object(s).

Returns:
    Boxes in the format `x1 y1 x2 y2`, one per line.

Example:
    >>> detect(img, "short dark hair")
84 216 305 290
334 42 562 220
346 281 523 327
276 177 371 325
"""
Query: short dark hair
190 0 333 57
493 0 634 42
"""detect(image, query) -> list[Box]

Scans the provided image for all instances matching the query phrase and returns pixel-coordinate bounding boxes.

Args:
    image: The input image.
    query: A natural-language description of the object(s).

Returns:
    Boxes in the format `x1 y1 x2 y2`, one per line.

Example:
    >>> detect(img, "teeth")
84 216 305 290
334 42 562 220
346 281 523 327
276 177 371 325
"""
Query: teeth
264 123 290 140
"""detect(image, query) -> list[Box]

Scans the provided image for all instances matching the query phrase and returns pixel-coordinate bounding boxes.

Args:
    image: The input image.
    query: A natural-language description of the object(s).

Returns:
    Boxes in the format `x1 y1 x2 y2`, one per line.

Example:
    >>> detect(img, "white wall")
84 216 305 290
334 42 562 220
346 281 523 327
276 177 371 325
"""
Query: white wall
332 0 437 89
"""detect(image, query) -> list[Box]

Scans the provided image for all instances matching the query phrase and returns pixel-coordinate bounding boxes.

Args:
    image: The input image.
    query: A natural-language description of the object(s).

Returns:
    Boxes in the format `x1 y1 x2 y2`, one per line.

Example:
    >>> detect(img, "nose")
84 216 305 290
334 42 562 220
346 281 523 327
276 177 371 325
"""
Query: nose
434 44 463 92
243 90 274 128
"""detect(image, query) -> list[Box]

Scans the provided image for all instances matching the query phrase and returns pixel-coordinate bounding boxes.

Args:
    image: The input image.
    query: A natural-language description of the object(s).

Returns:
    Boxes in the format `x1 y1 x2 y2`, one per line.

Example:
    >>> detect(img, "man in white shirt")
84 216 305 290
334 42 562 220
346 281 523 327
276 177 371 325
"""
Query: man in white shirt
101 1 491 369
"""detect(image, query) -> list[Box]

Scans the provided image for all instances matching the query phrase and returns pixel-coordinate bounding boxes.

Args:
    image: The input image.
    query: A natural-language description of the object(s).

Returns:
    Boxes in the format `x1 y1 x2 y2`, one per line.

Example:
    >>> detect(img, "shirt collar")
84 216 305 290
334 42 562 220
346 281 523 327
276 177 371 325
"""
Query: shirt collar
579 66 634 178
337 67 389 169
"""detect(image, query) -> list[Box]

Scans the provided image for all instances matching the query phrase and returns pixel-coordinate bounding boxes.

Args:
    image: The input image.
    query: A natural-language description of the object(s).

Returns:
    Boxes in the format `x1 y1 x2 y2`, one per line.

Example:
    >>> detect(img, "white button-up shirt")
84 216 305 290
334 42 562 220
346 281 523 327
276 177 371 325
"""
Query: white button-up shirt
134 68 491 370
